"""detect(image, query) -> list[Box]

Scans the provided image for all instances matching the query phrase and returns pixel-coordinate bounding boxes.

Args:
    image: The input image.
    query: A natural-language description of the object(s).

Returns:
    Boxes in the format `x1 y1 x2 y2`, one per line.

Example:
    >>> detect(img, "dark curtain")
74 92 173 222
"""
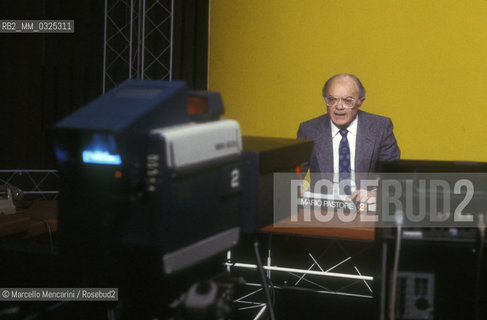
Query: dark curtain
172 0 209 91
0 0 208 169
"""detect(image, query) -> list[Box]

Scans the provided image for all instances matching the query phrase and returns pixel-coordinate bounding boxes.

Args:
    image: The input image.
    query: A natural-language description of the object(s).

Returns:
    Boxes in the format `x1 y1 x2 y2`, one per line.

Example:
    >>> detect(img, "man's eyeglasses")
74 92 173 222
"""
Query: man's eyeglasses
324 96 358 108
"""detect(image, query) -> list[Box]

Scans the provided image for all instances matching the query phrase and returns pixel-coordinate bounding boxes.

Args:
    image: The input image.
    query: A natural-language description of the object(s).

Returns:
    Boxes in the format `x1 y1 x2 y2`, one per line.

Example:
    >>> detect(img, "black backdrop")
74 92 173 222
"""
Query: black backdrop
0 0 208 169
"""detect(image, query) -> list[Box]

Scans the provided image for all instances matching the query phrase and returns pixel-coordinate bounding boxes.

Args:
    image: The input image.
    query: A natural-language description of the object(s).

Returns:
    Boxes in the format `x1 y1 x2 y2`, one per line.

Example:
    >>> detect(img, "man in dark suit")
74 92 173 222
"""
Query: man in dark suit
297 73 400 202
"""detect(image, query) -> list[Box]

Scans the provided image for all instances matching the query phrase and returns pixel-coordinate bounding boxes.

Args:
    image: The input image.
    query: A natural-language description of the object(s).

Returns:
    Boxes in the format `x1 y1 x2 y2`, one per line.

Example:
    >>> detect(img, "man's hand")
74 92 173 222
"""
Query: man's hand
348 189 377 204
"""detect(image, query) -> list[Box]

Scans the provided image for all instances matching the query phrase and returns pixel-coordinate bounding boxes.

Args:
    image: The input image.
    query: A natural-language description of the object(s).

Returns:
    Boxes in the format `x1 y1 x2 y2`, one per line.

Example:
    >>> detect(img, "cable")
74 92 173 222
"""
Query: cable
30 216 54 254
475 214 485 320
253 241 275 320
389 210 403 320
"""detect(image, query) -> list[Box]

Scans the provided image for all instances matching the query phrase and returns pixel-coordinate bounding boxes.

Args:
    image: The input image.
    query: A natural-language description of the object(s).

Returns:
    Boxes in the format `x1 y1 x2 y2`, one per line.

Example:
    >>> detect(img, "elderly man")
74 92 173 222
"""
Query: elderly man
297 73 400 202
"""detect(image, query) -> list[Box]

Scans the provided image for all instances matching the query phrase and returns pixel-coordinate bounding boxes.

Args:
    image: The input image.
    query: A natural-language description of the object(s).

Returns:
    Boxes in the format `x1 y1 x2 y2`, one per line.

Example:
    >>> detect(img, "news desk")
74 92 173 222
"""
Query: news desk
260 207 376 241
229 207 379 320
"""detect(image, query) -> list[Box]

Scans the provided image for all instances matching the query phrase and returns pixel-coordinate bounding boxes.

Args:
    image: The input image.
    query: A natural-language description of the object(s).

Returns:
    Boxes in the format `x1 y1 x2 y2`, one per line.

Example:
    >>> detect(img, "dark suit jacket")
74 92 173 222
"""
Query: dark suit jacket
297 110 400 174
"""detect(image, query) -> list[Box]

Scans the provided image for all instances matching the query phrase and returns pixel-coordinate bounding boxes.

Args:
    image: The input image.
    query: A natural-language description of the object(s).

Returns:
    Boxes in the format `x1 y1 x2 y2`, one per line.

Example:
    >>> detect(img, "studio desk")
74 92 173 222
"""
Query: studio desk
231 210 378 319
260 207 375 241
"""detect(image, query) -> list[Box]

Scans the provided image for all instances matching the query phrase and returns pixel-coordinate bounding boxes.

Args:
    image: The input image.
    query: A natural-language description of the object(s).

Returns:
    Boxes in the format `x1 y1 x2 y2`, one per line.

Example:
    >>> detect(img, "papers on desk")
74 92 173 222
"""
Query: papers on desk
303 191 350 202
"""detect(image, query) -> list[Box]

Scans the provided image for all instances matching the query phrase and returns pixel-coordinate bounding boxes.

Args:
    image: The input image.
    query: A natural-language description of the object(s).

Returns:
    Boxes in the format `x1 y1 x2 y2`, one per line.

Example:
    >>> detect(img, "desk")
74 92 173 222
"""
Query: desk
260 207 376 241
0 200 57 238
230 208 378 319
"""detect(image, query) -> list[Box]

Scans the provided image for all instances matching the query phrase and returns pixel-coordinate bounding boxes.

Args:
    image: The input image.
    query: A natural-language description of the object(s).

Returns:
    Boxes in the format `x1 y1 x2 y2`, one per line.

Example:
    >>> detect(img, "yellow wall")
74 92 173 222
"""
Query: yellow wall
209 0 487 162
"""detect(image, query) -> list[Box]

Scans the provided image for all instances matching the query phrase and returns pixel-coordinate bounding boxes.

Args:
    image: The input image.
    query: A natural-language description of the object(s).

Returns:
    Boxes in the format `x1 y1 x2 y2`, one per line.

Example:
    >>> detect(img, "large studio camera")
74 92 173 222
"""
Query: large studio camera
53 80 242 273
